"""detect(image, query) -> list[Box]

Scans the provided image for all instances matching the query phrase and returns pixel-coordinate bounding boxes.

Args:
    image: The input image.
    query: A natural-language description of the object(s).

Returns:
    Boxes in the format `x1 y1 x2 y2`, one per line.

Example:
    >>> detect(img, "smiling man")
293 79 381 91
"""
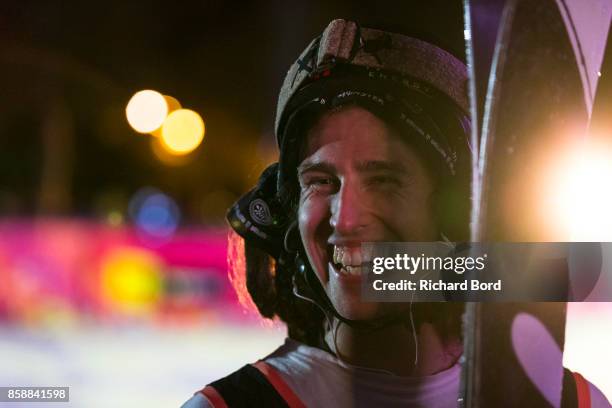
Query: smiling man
180 19 472 408
297 105 439 322
294 102 467 381
180 19 609 408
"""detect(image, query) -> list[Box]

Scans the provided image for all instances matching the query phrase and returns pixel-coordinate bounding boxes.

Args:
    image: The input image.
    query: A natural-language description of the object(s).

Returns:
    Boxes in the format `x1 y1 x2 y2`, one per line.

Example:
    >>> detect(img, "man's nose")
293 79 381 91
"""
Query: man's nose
330 181 367 235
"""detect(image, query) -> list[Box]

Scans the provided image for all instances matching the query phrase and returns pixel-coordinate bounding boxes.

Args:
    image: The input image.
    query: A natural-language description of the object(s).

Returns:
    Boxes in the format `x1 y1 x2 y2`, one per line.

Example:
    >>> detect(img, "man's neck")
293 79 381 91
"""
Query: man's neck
324 320 462 376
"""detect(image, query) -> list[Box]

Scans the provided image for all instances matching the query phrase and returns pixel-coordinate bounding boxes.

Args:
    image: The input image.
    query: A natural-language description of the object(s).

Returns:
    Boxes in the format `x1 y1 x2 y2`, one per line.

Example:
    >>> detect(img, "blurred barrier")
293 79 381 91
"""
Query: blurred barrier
0 219 256 326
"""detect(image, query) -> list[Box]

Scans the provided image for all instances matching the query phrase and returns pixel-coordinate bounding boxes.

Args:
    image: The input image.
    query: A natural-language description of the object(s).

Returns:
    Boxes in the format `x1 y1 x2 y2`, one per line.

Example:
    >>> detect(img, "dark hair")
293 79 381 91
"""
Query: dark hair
244 232 326 346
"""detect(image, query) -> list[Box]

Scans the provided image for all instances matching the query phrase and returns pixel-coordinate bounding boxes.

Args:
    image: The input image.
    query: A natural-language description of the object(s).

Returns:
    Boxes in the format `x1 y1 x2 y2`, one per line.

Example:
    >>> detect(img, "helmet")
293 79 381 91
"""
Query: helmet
227 19 471 331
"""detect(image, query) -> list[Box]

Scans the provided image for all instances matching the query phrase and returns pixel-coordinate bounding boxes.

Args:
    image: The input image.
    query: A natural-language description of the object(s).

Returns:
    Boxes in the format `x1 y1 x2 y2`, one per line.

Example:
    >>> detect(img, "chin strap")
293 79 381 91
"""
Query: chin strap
291 254 422 371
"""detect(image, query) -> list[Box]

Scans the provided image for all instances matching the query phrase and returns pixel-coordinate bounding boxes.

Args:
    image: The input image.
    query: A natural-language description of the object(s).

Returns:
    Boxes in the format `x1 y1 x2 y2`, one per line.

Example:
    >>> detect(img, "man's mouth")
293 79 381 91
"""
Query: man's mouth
330 245 365 276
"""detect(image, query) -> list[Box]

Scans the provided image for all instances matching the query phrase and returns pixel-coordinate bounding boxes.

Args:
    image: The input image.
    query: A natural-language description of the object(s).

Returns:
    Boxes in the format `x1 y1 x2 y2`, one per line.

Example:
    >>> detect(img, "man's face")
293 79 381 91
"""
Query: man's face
297 106 437 320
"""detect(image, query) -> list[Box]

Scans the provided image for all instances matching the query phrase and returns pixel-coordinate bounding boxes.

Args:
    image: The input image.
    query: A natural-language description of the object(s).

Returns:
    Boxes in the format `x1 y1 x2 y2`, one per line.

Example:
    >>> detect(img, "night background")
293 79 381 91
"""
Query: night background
0 0 464 223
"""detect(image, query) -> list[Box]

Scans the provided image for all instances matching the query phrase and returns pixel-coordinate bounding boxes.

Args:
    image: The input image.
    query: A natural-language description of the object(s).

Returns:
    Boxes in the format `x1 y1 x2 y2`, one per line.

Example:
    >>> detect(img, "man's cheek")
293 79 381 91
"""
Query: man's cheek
298 198 328 226
297 202 311 231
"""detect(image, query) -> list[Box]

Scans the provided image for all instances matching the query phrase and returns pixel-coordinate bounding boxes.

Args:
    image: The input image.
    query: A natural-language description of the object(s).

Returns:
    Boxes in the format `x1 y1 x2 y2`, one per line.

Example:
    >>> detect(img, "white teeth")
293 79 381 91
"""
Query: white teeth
333 245 343 265
343 265 362 275
333 245 363 275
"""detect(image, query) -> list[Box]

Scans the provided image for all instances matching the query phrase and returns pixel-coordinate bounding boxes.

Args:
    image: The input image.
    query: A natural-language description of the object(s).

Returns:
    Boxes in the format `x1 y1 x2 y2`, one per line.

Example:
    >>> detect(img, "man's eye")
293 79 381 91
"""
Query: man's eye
311 178 333 185
369 175 400 186
300 176 336 191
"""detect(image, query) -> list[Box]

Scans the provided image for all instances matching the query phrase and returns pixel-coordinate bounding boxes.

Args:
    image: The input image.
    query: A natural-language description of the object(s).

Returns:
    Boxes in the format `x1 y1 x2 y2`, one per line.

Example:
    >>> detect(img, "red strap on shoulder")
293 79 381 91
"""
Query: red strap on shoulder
252 360 307 408
573 372 591 408
199 385 229 408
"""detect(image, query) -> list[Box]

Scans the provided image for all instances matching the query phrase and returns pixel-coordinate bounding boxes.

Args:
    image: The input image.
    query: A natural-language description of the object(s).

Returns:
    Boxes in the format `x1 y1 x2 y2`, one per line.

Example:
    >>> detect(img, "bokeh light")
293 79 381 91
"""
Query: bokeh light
160 109 205 155
545 140 612 241
162 95 181 114
126 90 181 134
150 95 182 137
126 90 167 133
129 188 181 240
101 248 163 315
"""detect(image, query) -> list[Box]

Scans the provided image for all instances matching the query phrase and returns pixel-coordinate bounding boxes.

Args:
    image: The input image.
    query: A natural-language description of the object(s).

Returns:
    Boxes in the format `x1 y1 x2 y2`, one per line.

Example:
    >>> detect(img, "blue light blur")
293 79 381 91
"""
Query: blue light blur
129 188 180 240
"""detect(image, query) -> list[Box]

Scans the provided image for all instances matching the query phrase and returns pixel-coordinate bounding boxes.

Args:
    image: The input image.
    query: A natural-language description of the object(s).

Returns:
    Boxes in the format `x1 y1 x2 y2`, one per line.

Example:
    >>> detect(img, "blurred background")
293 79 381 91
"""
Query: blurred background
0 1 610 406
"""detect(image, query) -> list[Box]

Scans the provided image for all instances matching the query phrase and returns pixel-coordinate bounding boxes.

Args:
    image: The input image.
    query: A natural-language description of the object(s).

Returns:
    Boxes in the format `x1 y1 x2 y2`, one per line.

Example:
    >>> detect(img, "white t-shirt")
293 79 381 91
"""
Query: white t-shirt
181 338 610 407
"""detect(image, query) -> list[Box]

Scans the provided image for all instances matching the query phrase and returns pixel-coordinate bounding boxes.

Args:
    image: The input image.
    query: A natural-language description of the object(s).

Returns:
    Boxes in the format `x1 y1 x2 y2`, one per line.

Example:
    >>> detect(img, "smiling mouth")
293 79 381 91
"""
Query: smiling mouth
329 245 367 276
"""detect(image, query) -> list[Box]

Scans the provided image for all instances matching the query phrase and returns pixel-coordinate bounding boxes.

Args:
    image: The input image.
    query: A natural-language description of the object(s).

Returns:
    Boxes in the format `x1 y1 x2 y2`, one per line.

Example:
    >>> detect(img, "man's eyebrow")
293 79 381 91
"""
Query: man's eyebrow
297 160 336 175
356 160 407 173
